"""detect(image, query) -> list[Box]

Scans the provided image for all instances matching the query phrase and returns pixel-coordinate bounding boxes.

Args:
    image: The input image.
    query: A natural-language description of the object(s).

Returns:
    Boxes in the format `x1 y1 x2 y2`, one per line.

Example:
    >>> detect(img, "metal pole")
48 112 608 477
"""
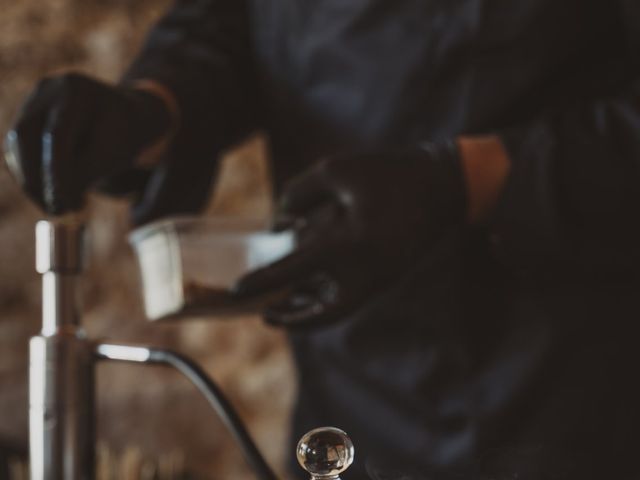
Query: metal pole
30 218 95 480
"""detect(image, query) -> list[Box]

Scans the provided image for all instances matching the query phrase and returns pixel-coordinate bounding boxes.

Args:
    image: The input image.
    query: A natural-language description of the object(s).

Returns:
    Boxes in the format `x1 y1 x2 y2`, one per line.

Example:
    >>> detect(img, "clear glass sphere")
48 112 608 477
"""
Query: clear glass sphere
296 427 354 478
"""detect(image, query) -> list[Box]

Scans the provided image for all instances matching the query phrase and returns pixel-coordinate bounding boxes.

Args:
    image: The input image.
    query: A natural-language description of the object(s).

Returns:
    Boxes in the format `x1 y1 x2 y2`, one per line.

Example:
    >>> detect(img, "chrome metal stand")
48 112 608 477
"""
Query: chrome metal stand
30 218 94 480
29 218 278 480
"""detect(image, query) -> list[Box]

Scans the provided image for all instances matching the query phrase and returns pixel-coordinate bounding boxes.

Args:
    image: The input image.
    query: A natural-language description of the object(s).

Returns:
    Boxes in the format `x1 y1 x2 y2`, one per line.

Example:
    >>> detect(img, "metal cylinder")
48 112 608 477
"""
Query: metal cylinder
30 218 95 480
36 218 84 336
35 219 84 275
29 335 94 480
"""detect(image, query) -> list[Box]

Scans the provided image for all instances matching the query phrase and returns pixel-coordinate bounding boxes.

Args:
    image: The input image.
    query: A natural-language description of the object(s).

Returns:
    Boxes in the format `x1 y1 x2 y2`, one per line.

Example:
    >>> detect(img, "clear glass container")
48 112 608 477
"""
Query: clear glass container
128 216 295 321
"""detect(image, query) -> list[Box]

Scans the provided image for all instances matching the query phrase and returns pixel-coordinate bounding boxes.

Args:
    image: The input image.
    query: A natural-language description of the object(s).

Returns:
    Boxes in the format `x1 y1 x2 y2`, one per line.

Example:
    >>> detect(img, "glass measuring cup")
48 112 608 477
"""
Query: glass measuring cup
129 216 295 321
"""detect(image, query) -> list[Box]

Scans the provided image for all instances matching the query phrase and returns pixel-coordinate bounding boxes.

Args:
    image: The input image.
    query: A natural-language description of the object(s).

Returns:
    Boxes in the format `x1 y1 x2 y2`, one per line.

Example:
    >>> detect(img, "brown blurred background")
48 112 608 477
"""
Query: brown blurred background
0 0 295 478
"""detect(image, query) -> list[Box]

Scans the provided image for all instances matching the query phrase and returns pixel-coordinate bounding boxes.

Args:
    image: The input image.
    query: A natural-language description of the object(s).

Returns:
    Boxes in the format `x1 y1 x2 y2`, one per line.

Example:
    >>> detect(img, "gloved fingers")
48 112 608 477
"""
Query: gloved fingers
235 199 348 297
83 89 169 176
4 78 61 209
17 76 61 121
293 201 344 246
232 239 332 298
262 273 342 329
4 129 42 206
41 98 91 214
264 293 326 329
129 162 173 225
129 154 218 225
96 168 152 197
276 167 334 221
263 264 377 329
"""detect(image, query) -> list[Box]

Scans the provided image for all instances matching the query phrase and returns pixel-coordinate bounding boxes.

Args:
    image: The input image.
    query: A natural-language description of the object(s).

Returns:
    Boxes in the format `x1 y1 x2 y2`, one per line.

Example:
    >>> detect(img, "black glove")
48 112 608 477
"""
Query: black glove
234 142 467 328
3 72 172 214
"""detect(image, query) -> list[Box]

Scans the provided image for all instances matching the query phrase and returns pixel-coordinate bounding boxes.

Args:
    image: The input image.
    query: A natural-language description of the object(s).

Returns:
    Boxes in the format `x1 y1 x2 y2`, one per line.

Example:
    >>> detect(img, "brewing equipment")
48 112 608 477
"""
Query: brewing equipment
128 216 294 321
28 215 352 480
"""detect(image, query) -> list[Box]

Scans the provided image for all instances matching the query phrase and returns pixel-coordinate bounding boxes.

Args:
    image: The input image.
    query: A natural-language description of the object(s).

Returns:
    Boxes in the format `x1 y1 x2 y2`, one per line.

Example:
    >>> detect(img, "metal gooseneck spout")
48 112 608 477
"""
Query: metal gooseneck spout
94 344 278 480
30 216 95 480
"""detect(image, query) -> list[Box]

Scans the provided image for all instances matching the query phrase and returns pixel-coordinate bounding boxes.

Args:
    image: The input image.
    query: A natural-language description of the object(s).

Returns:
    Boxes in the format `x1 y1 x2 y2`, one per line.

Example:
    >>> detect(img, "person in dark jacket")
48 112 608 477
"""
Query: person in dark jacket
5 1 640 478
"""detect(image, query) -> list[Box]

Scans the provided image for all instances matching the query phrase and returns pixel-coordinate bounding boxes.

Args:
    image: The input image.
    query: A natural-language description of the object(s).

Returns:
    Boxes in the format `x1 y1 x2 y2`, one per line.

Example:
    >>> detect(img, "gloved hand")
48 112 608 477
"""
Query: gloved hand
3 72 173 214
234 142 468 328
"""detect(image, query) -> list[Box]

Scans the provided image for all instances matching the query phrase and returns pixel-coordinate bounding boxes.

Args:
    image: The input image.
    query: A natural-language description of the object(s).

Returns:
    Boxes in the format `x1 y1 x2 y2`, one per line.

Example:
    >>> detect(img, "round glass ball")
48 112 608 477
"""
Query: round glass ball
296 427 354 478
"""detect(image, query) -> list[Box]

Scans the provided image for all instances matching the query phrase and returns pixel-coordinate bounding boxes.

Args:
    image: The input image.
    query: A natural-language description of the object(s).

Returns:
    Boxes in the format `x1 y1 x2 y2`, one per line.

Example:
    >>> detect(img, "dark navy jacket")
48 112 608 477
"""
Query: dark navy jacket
124 1 640 478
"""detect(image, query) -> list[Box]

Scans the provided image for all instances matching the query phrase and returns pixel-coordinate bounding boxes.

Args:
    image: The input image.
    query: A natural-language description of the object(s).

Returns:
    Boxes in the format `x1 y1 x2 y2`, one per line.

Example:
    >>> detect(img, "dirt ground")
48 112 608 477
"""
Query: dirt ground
0 1 295 478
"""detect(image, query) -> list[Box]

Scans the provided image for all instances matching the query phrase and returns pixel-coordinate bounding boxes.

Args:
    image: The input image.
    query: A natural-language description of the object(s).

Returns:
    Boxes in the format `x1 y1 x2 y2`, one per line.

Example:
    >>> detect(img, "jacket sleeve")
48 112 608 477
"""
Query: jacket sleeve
116 0 260 224
490 1 640 277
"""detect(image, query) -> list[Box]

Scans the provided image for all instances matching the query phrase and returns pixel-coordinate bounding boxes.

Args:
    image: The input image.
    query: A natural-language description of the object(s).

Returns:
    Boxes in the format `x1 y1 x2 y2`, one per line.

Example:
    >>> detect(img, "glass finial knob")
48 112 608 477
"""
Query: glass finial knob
297 427 354 480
